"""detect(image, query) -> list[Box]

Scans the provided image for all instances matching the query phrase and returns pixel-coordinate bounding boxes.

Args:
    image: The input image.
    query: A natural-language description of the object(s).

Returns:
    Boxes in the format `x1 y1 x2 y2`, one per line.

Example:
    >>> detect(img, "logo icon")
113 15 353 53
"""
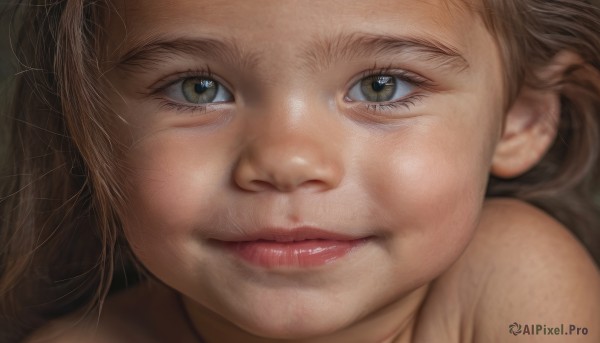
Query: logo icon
509 322 523 336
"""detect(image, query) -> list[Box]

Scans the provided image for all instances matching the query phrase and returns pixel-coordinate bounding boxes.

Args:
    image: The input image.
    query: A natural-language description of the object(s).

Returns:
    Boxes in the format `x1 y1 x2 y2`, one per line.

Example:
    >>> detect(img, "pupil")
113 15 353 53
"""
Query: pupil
371 76 391 93
372 79 387 92
359 75 396 102
194 80 214 94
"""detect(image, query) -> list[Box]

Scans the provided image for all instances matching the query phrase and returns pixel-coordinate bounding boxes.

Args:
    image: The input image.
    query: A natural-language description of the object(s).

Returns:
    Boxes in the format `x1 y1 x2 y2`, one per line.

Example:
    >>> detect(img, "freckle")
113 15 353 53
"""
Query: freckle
288 214 301 223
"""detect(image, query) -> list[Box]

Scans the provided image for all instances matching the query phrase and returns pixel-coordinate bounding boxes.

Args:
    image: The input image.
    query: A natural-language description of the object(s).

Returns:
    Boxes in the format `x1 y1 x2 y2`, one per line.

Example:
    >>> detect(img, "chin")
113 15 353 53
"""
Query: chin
237 315 345 340
221 298 355 340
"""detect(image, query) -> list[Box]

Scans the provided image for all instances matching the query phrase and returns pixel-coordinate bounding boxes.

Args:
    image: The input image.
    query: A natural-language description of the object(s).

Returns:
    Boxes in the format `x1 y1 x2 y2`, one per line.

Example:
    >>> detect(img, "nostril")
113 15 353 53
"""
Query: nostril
247 180 280 192
243 178 331 193
297 179 333 192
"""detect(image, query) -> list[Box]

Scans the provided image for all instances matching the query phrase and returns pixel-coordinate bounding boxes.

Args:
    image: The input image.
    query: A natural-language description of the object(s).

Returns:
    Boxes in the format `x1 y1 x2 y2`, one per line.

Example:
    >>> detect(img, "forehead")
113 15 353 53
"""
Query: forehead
106 0 486 65
110 0 472 29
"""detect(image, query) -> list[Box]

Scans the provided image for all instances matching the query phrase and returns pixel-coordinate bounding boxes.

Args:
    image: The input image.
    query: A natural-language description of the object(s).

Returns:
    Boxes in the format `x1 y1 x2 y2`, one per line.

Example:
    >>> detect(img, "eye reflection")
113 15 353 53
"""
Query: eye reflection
166 77 233 104
348 75 414 103
183 78 217 103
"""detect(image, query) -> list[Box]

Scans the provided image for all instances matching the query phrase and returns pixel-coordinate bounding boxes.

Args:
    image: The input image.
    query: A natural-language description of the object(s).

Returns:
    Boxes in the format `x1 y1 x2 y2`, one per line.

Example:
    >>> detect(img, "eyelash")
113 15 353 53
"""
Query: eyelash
149 67 221 115
348 66 431 113
157 99 213 115
148 66 431 115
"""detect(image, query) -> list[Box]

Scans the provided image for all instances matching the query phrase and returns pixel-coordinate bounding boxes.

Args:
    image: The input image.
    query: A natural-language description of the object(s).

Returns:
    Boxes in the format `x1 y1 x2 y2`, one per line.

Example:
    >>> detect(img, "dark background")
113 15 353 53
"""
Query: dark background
0 15 15 92
1 15 15 160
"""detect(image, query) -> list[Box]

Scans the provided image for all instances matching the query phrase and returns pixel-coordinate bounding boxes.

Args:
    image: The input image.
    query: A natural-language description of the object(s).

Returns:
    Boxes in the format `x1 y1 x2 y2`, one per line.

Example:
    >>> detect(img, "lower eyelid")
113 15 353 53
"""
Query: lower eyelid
156 98 232 117
346 93 428 115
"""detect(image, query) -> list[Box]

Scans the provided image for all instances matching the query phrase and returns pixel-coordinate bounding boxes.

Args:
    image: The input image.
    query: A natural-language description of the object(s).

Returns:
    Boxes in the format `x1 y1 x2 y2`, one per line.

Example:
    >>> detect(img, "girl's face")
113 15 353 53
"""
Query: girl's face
107 0 504 339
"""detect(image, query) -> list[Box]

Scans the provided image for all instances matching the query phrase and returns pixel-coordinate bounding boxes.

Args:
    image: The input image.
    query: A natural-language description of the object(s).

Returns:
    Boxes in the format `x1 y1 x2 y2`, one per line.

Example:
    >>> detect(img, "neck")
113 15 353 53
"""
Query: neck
181 285 430 343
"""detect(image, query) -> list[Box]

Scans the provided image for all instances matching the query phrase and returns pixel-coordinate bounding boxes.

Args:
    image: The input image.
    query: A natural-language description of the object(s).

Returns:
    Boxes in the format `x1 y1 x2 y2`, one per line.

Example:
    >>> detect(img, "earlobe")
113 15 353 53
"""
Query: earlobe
491 51 584 179
490 86 560 178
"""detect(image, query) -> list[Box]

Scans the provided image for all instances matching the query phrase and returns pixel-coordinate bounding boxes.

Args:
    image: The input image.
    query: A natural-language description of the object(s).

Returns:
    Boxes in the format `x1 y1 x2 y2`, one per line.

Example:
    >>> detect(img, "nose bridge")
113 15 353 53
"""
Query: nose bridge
234 100 344 193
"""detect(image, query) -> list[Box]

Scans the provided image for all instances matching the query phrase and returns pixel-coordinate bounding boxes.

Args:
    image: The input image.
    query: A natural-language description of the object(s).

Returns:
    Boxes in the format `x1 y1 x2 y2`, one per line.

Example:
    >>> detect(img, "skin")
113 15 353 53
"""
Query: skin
108 0 502 341
25 0 600 342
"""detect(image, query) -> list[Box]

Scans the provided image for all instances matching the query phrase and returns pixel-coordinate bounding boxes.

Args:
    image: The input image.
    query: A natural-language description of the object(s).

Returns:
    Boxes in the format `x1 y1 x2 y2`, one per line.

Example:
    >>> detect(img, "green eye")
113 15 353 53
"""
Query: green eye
361 76 395 102
181 77 236 104
348 75 414 103
182 78 218 103
165 77 233 105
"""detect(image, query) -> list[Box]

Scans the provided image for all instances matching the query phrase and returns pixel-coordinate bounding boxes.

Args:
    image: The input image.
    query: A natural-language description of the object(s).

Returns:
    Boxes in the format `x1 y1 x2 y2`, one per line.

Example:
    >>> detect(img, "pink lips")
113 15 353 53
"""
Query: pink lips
218 227 369 268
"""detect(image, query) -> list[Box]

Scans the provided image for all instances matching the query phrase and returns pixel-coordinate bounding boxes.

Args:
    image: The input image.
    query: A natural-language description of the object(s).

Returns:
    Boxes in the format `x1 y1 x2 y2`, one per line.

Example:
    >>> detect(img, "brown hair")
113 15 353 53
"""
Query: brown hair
479 0 600 264
0 1 128 341
1 0 599 341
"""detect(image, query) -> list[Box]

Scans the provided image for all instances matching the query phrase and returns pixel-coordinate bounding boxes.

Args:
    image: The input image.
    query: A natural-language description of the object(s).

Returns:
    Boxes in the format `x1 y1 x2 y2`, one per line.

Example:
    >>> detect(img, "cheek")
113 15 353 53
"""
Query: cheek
362 119 494 274
120 132 228 257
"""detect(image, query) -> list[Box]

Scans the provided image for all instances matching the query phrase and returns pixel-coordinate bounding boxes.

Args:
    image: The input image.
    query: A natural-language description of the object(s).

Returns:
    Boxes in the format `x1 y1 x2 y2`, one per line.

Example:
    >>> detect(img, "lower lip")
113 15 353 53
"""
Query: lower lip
221 239 367 268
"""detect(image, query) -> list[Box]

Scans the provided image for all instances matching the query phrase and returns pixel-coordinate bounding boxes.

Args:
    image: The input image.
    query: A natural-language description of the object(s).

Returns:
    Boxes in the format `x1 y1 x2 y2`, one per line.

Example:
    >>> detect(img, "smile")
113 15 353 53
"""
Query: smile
216 227 371 268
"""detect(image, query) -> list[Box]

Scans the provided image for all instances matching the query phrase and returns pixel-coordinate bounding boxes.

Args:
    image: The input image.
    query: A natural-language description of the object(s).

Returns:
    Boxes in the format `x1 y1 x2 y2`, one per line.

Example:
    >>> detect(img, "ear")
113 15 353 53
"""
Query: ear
491 51 583 178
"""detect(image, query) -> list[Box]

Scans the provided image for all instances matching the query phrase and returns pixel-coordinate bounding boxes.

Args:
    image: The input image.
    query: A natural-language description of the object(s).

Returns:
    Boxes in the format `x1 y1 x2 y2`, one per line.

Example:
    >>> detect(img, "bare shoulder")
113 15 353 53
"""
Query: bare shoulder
459 198 600 342
22 282 178 343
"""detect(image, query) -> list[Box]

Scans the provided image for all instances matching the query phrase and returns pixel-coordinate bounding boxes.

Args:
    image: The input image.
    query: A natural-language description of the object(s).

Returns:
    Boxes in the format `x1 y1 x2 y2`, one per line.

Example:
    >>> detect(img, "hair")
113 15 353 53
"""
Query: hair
0 0 599 342
479 0 600 263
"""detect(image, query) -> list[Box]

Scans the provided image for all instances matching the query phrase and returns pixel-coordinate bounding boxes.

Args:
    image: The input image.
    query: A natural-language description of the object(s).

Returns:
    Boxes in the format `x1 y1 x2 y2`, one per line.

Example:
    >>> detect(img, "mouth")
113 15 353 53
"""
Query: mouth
215 227 371 269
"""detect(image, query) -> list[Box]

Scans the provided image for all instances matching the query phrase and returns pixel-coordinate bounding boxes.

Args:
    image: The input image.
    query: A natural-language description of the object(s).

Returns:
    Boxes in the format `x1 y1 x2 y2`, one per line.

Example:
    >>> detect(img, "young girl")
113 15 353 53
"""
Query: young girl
1 0 599 342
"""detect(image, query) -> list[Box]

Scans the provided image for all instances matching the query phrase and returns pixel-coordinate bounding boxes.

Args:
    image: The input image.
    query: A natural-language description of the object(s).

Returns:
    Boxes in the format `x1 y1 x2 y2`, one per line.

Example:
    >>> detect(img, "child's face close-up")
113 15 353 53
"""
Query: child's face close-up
107 0 505 339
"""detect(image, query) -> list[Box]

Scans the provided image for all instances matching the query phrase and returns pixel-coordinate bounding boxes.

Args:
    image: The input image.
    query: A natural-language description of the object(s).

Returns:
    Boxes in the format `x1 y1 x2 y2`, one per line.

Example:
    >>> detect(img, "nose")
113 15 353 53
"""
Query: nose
233 121 344 193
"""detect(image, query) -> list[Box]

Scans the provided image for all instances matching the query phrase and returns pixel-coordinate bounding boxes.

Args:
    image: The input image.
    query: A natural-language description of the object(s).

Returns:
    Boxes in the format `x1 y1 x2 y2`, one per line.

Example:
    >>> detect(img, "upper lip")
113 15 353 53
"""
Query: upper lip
217 226 367 242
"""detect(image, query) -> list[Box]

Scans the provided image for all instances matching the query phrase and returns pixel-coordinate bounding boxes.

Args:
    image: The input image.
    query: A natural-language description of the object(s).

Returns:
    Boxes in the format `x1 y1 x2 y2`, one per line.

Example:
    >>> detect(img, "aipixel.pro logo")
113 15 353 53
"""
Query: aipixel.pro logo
509 322 589 336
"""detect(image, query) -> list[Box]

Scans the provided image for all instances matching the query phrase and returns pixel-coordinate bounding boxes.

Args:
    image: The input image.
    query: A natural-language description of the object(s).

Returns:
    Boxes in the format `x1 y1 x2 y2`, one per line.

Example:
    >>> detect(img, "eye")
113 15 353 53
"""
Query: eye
165 77 233 104
347 75 414 103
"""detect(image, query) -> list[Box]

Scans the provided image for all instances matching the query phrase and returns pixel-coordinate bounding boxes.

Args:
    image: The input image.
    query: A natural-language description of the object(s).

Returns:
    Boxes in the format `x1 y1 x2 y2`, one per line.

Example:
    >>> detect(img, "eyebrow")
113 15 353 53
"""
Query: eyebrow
303 32 470 72
115 36 260 71
115 32 469 73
